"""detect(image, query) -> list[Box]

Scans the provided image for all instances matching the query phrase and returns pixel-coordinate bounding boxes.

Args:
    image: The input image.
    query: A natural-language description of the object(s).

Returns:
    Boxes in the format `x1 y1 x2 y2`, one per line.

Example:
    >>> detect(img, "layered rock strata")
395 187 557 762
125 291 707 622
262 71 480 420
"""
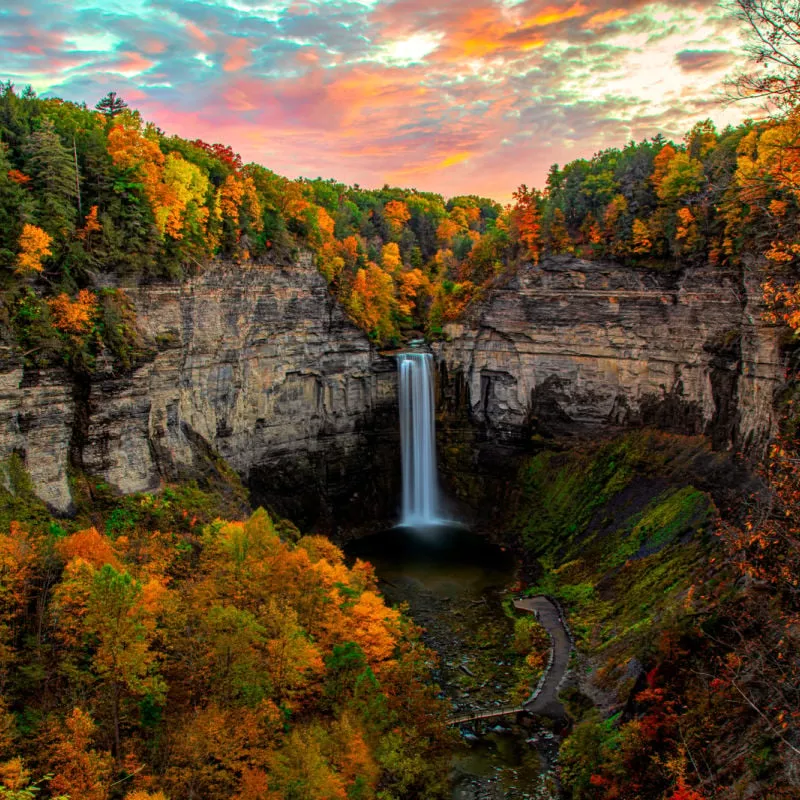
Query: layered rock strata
436 256 783 454
1 255 785 526
1 256 398 526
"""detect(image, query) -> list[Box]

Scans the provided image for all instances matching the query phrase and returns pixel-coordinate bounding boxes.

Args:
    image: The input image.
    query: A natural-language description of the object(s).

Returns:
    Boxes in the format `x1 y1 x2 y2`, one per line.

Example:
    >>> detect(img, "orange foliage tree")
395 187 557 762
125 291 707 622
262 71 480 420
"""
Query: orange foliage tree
511 185 542 264
15 224 52 274
347 264 397 341
383 199 410 236
48 708 113 800
48 289 98 337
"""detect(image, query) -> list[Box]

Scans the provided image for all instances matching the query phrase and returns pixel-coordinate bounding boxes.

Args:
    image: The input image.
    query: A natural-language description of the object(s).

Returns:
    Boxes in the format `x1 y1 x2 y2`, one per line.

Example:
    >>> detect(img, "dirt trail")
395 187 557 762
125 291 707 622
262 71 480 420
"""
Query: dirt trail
515 596 571 719
448 595 572 725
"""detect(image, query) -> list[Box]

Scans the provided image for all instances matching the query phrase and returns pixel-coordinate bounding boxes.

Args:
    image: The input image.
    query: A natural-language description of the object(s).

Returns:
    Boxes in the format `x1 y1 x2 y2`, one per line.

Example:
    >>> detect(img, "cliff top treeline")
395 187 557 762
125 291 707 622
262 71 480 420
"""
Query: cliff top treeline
1 82 800 362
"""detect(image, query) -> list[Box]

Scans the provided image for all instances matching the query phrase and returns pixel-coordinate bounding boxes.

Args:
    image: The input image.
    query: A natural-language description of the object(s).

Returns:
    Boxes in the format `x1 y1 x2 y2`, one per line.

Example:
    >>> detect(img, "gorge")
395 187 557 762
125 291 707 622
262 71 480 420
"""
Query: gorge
0 254 782 525
2 71 800 799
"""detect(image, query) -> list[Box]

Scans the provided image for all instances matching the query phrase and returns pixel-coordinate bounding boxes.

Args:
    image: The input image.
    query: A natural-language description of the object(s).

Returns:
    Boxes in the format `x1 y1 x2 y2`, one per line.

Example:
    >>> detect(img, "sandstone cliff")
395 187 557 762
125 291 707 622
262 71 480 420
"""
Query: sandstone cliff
1 256 398 527
0 255 785 527
436 257 783 454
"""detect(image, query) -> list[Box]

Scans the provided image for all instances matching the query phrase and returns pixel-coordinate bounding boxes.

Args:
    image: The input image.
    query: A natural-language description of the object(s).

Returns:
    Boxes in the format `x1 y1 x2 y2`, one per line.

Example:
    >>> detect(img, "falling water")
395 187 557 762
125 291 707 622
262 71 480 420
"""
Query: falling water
398 352 440 526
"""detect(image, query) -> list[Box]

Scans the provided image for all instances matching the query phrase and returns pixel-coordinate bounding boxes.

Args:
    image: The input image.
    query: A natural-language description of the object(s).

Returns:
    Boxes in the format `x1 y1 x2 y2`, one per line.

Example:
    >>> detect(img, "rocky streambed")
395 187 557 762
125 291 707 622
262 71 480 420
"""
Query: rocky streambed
347 525 563 800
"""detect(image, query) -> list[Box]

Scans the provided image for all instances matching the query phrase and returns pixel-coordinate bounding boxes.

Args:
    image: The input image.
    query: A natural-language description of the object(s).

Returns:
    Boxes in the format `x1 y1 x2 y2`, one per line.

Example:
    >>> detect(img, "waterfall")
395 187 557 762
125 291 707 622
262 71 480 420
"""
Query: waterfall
398 352 440 526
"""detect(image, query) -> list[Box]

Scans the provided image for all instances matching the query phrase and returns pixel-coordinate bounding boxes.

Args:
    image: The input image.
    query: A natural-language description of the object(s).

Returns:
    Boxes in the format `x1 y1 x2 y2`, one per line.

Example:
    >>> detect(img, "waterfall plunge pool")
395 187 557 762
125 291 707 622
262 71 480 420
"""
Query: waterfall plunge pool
348 351 559 797
347 524 557 799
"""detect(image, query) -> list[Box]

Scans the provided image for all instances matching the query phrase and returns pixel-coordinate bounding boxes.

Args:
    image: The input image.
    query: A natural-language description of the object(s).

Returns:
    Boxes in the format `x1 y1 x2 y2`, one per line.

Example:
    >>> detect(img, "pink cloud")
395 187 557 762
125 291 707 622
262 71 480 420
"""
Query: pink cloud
223 38 253 73
112 51 155 73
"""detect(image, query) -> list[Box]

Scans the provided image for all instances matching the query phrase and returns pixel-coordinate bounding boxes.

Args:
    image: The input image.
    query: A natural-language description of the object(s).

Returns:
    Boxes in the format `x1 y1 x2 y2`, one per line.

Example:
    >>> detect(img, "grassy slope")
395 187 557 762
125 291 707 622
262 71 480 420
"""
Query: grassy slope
507 430 731 685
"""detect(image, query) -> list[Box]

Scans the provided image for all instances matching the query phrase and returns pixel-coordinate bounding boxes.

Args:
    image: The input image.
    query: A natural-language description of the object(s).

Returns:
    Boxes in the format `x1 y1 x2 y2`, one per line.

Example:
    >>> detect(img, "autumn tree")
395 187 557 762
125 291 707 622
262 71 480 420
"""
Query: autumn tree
511 184 542 264
48 708 113 800
48 289 98 337
54 561 166 759
545 207 572 254
380 241 402 273
15 224 52 274
347 264 397 342
0 523 37 692
714 437 800 772
727 0 800 110
383 199 410 237
651 144 677 194
632 219 652 255
656 152 705 204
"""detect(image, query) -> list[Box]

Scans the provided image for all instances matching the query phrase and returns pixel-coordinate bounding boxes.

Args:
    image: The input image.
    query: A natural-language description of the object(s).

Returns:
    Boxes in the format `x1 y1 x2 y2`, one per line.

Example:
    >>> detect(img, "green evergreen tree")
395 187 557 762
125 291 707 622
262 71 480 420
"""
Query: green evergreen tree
23 118 77 239
0 143 34 269
95 92 128 118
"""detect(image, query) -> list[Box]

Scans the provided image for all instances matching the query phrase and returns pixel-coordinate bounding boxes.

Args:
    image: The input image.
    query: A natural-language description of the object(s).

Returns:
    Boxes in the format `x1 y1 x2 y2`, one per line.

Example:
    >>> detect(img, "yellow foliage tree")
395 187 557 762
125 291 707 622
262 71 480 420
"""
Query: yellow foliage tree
632 219 652 255
108 123 172 235
397 268 426 317
347 264 396 341
383 200 410 236
15 224 52 274
77 205 102 241
163 153 210 239
380 242 402 273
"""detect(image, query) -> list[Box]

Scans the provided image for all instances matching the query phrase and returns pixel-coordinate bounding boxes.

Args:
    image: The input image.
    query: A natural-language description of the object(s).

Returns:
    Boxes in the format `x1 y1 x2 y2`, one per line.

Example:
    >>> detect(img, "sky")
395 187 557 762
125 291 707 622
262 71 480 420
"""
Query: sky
0 0 755 201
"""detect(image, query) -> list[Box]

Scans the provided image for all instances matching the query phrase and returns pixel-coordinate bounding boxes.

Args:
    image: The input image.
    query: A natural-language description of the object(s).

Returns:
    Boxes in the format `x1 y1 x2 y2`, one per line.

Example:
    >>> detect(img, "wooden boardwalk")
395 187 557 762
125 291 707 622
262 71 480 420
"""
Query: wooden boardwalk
447 595 571 726
448 706 524 727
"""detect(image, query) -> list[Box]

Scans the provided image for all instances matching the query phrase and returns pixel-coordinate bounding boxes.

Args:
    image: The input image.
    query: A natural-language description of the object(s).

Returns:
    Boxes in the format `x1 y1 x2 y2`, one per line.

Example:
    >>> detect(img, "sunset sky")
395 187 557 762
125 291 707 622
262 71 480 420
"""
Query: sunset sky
1 0 754 201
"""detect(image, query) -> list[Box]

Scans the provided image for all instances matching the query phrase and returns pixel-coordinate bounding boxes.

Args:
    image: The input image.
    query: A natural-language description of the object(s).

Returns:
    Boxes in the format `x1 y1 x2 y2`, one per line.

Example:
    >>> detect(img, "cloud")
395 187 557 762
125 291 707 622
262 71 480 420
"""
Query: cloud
675 49 735 72
0 0 756 199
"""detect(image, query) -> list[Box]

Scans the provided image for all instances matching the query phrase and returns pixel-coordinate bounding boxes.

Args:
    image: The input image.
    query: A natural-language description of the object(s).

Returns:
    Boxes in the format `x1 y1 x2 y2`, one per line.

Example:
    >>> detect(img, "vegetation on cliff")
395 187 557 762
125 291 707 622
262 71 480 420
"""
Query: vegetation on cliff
0 471 452 800
505 430 799 799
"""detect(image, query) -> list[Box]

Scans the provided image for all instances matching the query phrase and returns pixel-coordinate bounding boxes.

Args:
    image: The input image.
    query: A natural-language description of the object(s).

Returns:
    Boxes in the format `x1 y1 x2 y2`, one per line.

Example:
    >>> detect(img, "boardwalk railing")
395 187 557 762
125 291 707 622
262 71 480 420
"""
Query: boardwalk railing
448 705 523 726
447 595 571 727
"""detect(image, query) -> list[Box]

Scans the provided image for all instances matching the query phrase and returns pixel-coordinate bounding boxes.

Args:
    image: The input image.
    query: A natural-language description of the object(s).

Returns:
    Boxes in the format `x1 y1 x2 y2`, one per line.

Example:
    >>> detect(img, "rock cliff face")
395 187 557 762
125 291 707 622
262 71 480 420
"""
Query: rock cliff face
0 254 785 527
1 256 399 528
436 256 782 455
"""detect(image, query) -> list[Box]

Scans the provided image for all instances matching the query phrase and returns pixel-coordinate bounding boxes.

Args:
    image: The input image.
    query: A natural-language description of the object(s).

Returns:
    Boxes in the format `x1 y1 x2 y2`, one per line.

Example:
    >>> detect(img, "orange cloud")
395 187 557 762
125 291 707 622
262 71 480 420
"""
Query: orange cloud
327 67 430 127
585 8 629 27
438 151 472 168
529 3 588 27
433 2 588 62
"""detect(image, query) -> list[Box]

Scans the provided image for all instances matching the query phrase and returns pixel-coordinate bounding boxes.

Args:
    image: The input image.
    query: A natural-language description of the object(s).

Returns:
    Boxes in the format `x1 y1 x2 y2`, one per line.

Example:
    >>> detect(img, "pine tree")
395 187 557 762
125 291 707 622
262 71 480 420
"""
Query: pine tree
95 92 128 118
23 118 77 238
0 143 33 267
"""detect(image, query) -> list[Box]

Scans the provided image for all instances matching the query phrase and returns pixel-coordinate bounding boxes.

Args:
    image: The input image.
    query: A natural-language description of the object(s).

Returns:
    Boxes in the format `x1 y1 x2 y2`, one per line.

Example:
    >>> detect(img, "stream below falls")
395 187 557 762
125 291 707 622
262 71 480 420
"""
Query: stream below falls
347 524 562 800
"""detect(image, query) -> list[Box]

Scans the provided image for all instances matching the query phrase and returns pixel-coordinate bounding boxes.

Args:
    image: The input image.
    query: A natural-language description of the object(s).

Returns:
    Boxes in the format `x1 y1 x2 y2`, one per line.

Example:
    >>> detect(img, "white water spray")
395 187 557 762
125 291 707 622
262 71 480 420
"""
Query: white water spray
398 352 440 526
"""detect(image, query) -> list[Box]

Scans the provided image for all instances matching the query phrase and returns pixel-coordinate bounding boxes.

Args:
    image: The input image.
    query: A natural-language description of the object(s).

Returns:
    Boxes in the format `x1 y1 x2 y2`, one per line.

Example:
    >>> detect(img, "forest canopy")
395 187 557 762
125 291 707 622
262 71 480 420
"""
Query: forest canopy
2 82 799 358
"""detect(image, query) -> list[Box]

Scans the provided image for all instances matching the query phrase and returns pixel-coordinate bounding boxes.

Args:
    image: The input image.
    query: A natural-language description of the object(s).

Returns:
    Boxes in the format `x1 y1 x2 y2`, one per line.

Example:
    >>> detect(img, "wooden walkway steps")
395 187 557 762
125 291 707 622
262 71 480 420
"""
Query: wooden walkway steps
448 706 524 727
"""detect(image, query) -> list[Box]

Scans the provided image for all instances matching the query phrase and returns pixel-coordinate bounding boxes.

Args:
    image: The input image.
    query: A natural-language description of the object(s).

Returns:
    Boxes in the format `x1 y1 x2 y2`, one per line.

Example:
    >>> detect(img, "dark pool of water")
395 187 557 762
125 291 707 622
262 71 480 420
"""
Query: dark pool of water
347 524 555 800
348 523 515 596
